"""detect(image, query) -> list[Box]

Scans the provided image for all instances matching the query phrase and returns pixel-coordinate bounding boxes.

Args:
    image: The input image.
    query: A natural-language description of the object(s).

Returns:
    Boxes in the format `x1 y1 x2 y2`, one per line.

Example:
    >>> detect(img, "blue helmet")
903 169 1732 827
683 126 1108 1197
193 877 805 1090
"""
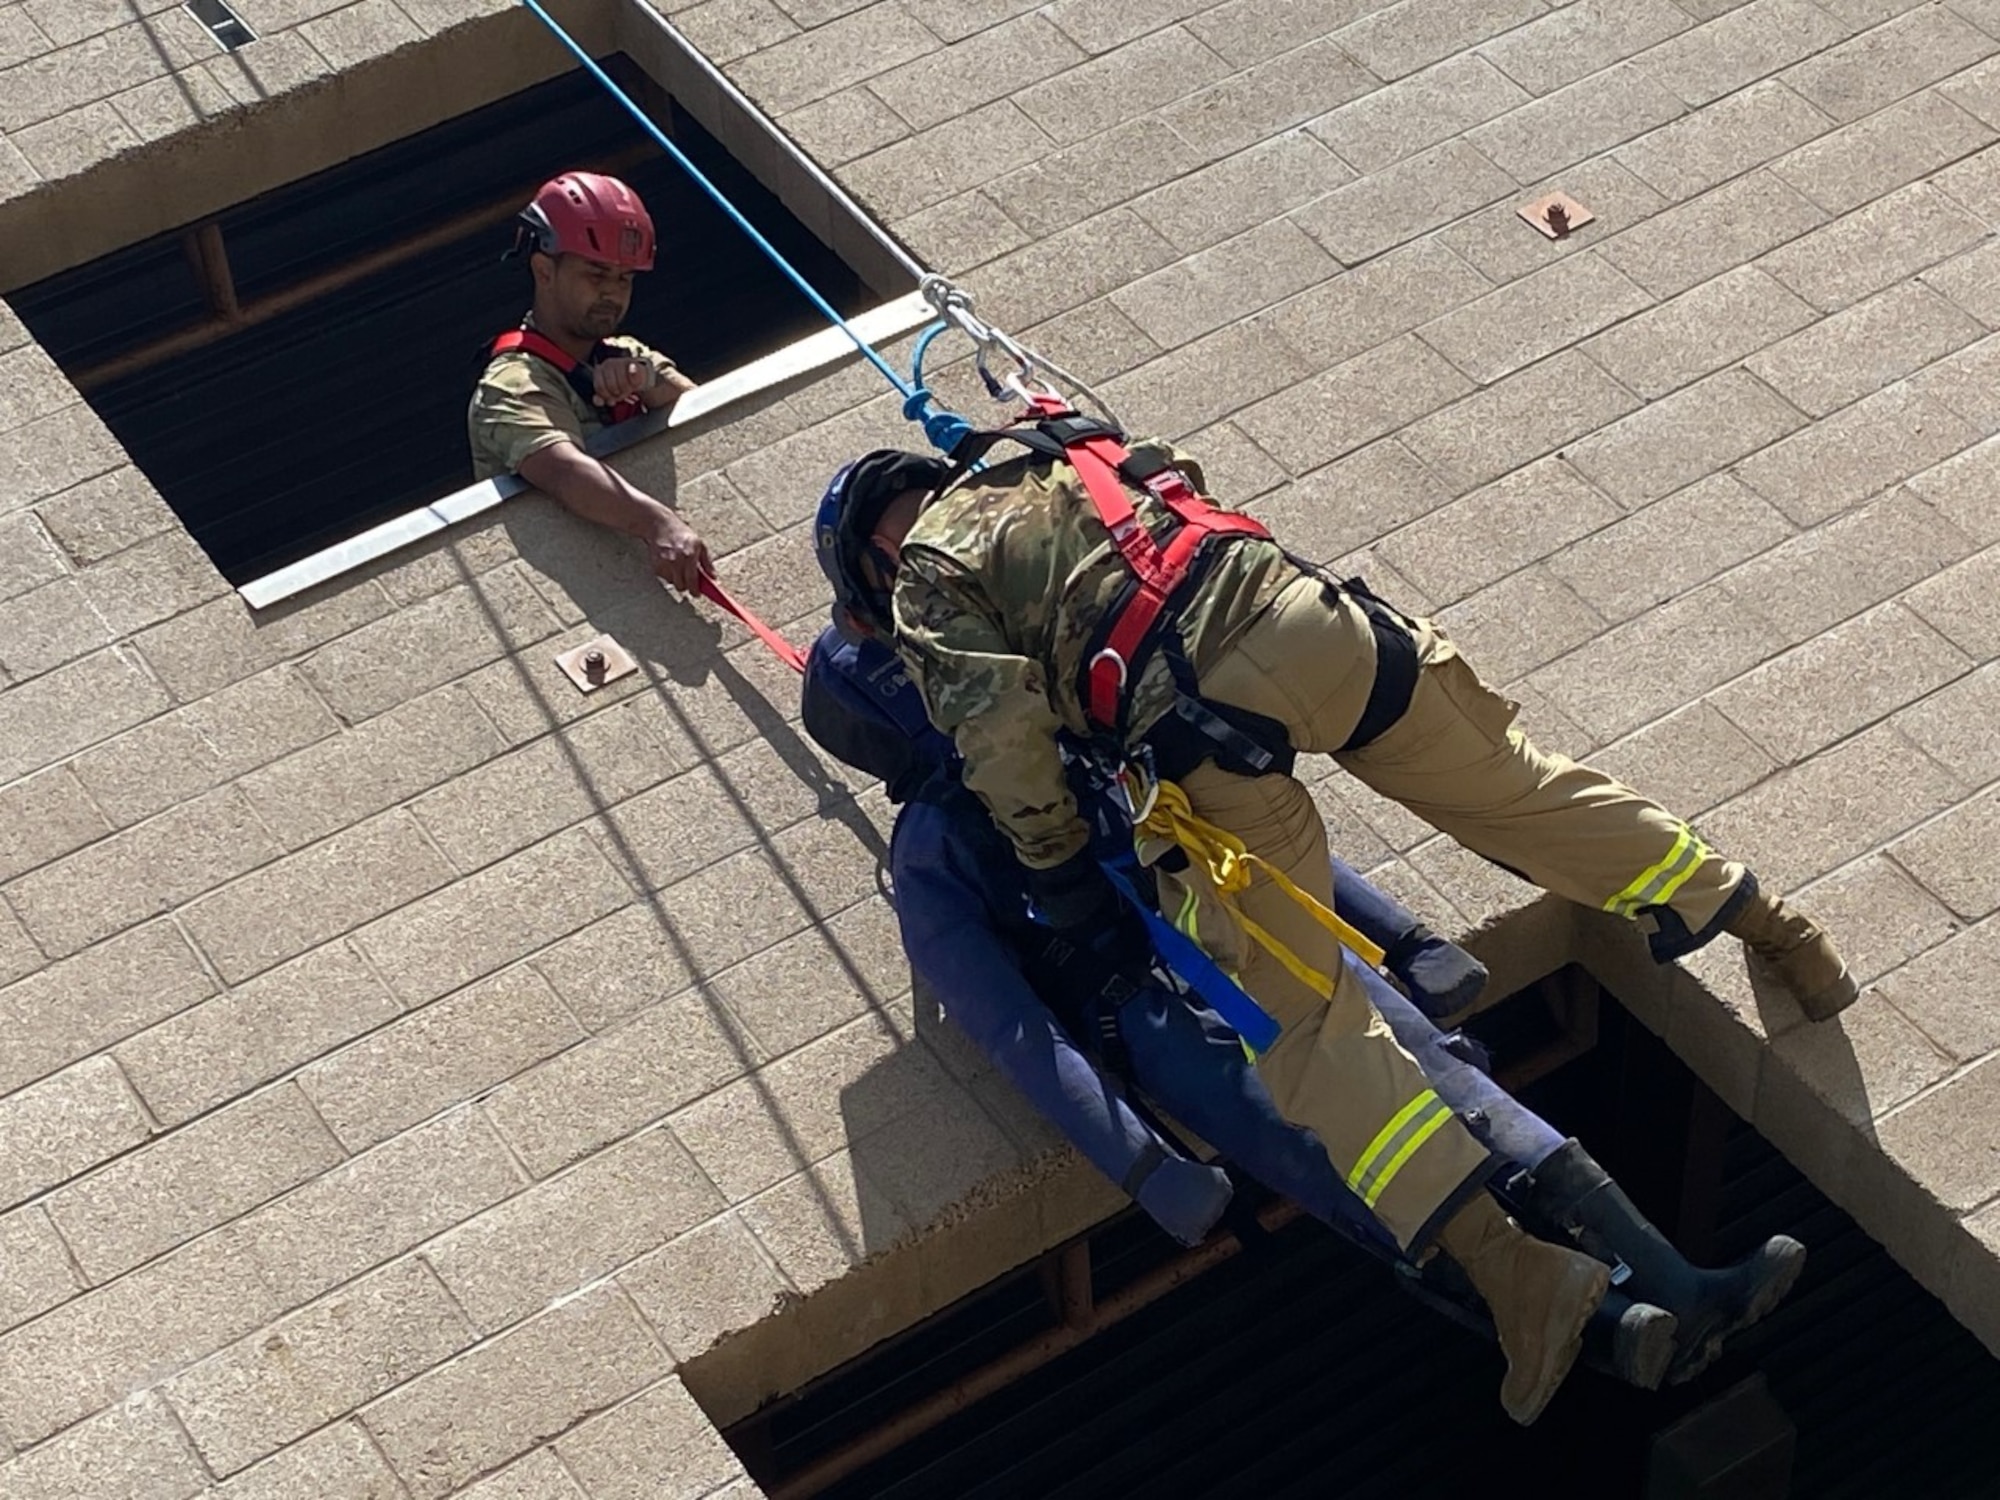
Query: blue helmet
800 627 954 803
813 450 950 642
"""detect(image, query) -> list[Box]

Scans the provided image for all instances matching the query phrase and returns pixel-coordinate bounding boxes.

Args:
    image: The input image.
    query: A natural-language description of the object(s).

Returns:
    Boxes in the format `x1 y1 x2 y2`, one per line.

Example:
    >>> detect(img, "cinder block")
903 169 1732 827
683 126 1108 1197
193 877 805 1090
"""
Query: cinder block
166 1258 474 1477
1377 457 1619 604
776 87 909 170
1338 0 1545 81
1639 0 1852 107
1159 35 1379 159
620 1215 792 1363
300 967 583 1152
0 902 41 988
0 765 109 884
1726 487 1977 640
0 512 67 604
1782 3 1994 123
556 1379 746 1500
1234 335 1474 475
1399 351 1641 492
670 0 798 65
1877 1050 2000 1211
870 12 1083 132
1710 602 1973 766
1588 701 1779 821
0 647 171 785
0 403 127 512
1042 0 1207 55
427 1127 722 1332
0 1053 149 1212
1921 239 2000 329
0 919 217 1103
1133 132 1356 254
1747 281 1984 416
1186 420 1290 507
1905 539 2000 660
184 810 457 984
1479 0 1691 96
0 1205 82 1335
135 587 394 705
361 1286 671 1500
1911 328 2000 434
1432 566 1606 686
1418 251 1652 385
116 941 400 1127
47 1083 343 1284
1111 221 1340 350
1581 266 1814 399
1309 51 1527 172
0 577 112 680
1246 440 1453 564
1894 659 2000 783
1546 474 1795 621
1735 385 1983 527
0 1393 207 1500
1096 313 1317 442
0 1225 281 1444
235 1109 524 1311
75 528 229 639
1794 855 1960 988
738 1149 913 1295
1266 237 1492 370
1877 913 2000 1065
1524 580 1776 741
672 1012 956 1202
708 893 907 1058
989 116 1201 240
1292 139 1517 268
843 99 1055 222
1772 88 1996 216
1191 0 1389 67
7 785 284 958
1617 79 1833 202
198 1421 405 1500
1442 156 1671 287
1566 368 1807 507
300 567 563 726
1467 62 1687 184
1599 170 1826 298
31 465 175 566
1012 26 1229 147
1697 722 1966 894
1765 182 1990 312
1890 786 2000 922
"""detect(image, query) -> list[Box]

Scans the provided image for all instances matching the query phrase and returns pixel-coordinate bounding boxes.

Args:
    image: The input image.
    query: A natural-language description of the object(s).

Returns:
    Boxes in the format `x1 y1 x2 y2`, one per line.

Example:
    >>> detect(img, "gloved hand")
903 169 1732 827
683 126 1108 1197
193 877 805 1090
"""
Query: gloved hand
1133 1154 1234 1247
1384 924 1488 1018
1022 850 1161 1010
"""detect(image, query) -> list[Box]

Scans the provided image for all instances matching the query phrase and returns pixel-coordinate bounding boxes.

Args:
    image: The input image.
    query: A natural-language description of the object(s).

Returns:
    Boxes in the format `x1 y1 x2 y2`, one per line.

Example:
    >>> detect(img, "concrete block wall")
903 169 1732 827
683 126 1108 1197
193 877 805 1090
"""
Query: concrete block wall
4 0 2000 1492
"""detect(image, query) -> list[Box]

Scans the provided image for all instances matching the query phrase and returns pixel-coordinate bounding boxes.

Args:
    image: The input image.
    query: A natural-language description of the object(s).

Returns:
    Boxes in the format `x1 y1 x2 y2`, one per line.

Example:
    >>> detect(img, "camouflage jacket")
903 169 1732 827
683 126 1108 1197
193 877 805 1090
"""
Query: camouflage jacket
467 320 675 481
892 441 1298 870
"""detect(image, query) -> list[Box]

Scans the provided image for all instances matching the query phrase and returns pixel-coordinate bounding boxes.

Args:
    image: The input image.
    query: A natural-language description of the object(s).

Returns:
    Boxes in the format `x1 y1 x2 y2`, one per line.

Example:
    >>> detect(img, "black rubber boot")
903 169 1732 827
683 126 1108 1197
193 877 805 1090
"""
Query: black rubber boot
1523 1140 1807 1384
1588 1291 1678 1392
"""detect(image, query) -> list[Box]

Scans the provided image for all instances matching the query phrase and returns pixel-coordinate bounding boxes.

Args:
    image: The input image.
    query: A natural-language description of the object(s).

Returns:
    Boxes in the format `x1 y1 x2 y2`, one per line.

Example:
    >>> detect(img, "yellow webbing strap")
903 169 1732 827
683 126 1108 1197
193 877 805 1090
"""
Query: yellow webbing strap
1134 777 1387 1001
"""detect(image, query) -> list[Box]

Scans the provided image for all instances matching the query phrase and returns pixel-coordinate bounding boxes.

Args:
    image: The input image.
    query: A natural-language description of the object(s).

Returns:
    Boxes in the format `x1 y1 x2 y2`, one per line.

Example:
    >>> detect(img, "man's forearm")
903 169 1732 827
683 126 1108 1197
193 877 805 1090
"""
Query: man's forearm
641 368 697 412
519 441 672 538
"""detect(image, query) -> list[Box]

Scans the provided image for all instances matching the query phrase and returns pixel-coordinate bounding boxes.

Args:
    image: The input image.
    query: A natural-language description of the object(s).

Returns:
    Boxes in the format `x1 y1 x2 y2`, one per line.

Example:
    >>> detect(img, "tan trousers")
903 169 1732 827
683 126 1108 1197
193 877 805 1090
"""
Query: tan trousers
1159 574 1747 1248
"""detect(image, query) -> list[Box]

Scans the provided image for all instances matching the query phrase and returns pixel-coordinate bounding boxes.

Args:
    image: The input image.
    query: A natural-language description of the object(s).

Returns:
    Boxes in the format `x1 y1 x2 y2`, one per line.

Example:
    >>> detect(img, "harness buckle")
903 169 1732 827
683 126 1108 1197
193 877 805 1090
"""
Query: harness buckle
1088 646 1128 692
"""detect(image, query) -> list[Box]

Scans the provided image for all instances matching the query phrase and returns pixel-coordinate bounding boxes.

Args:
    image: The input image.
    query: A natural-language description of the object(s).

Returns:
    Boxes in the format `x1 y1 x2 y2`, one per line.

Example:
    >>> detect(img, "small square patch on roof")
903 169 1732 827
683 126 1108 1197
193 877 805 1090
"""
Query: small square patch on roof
556 635 638 693
1517 191 1594 240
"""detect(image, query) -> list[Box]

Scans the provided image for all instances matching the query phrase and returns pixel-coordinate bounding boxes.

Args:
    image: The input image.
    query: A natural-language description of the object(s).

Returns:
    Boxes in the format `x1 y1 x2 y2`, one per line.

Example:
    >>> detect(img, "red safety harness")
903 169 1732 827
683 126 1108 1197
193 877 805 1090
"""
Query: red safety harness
945 394 1271 735
490 327 647 425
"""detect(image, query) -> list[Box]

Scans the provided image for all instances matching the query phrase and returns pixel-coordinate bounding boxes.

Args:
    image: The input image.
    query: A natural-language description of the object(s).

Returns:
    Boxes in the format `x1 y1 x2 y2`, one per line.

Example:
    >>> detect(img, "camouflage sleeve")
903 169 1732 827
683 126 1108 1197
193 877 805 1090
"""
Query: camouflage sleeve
893 549 1087 871
467 357 585 481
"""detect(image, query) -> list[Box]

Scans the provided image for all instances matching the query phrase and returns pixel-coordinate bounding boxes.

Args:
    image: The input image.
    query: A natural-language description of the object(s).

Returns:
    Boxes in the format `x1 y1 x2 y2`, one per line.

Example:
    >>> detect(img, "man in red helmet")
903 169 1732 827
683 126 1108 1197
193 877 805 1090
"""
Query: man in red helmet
469 171 709 593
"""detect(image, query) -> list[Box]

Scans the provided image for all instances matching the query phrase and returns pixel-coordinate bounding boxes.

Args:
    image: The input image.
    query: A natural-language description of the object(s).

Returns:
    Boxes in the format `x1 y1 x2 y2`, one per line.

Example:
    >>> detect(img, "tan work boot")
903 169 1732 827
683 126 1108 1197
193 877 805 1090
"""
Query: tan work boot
1437 1192 1610 1425
1725 885 1858 1022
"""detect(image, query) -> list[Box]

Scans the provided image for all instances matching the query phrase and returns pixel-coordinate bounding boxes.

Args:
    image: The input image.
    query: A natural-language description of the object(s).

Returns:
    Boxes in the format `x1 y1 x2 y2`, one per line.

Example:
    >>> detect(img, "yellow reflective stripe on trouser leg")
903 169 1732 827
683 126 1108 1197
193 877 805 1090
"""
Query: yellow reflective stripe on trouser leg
1603 826 1710 920
1345 1088 1452 1209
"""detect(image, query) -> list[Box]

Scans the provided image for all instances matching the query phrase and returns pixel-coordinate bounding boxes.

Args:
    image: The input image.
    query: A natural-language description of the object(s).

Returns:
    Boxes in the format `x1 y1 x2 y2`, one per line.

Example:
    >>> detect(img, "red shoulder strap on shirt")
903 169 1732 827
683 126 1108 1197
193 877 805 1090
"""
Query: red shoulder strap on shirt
490 328 646 424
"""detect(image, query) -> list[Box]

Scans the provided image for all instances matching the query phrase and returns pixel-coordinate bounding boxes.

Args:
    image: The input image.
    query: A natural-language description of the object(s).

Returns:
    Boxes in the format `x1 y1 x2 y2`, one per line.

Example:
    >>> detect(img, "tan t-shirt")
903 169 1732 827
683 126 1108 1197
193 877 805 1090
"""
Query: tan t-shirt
467 323 676 480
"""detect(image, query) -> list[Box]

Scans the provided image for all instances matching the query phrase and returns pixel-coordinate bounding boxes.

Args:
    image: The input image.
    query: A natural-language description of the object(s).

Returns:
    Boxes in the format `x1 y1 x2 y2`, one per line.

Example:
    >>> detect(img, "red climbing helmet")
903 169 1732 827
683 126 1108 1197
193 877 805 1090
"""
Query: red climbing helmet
516 171 656 271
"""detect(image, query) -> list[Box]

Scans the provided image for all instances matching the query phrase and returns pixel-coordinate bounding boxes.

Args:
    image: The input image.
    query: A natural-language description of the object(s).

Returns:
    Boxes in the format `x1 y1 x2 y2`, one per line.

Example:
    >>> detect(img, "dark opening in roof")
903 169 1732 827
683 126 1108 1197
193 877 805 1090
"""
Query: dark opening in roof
10 60 883 587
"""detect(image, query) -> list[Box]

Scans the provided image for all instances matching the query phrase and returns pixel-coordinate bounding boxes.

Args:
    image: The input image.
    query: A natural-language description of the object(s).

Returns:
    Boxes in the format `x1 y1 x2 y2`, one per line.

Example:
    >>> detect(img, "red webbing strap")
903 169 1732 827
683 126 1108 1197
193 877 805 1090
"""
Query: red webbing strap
1018 396 1267 729
698 573 806 673
492 329 645 424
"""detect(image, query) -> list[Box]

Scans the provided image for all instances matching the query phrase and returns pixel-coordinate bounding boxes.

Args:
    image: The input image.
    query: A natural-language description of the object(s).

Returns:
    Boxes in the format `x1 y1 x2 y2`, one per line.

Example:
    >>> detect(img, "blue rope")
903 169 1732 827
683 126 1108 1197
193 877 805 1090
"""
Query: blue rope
519 0 919 404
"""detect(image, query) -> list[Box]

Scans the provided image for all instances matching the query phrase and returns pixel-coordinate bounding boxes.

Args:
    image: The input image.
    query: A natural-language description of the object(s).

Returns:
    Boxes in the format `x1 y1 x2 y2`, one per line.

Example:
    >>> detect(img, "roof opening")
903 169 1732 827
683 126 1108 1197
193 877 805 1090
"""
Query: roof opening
184 0 256 52
8 49 914 590
715 972 2000 1498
